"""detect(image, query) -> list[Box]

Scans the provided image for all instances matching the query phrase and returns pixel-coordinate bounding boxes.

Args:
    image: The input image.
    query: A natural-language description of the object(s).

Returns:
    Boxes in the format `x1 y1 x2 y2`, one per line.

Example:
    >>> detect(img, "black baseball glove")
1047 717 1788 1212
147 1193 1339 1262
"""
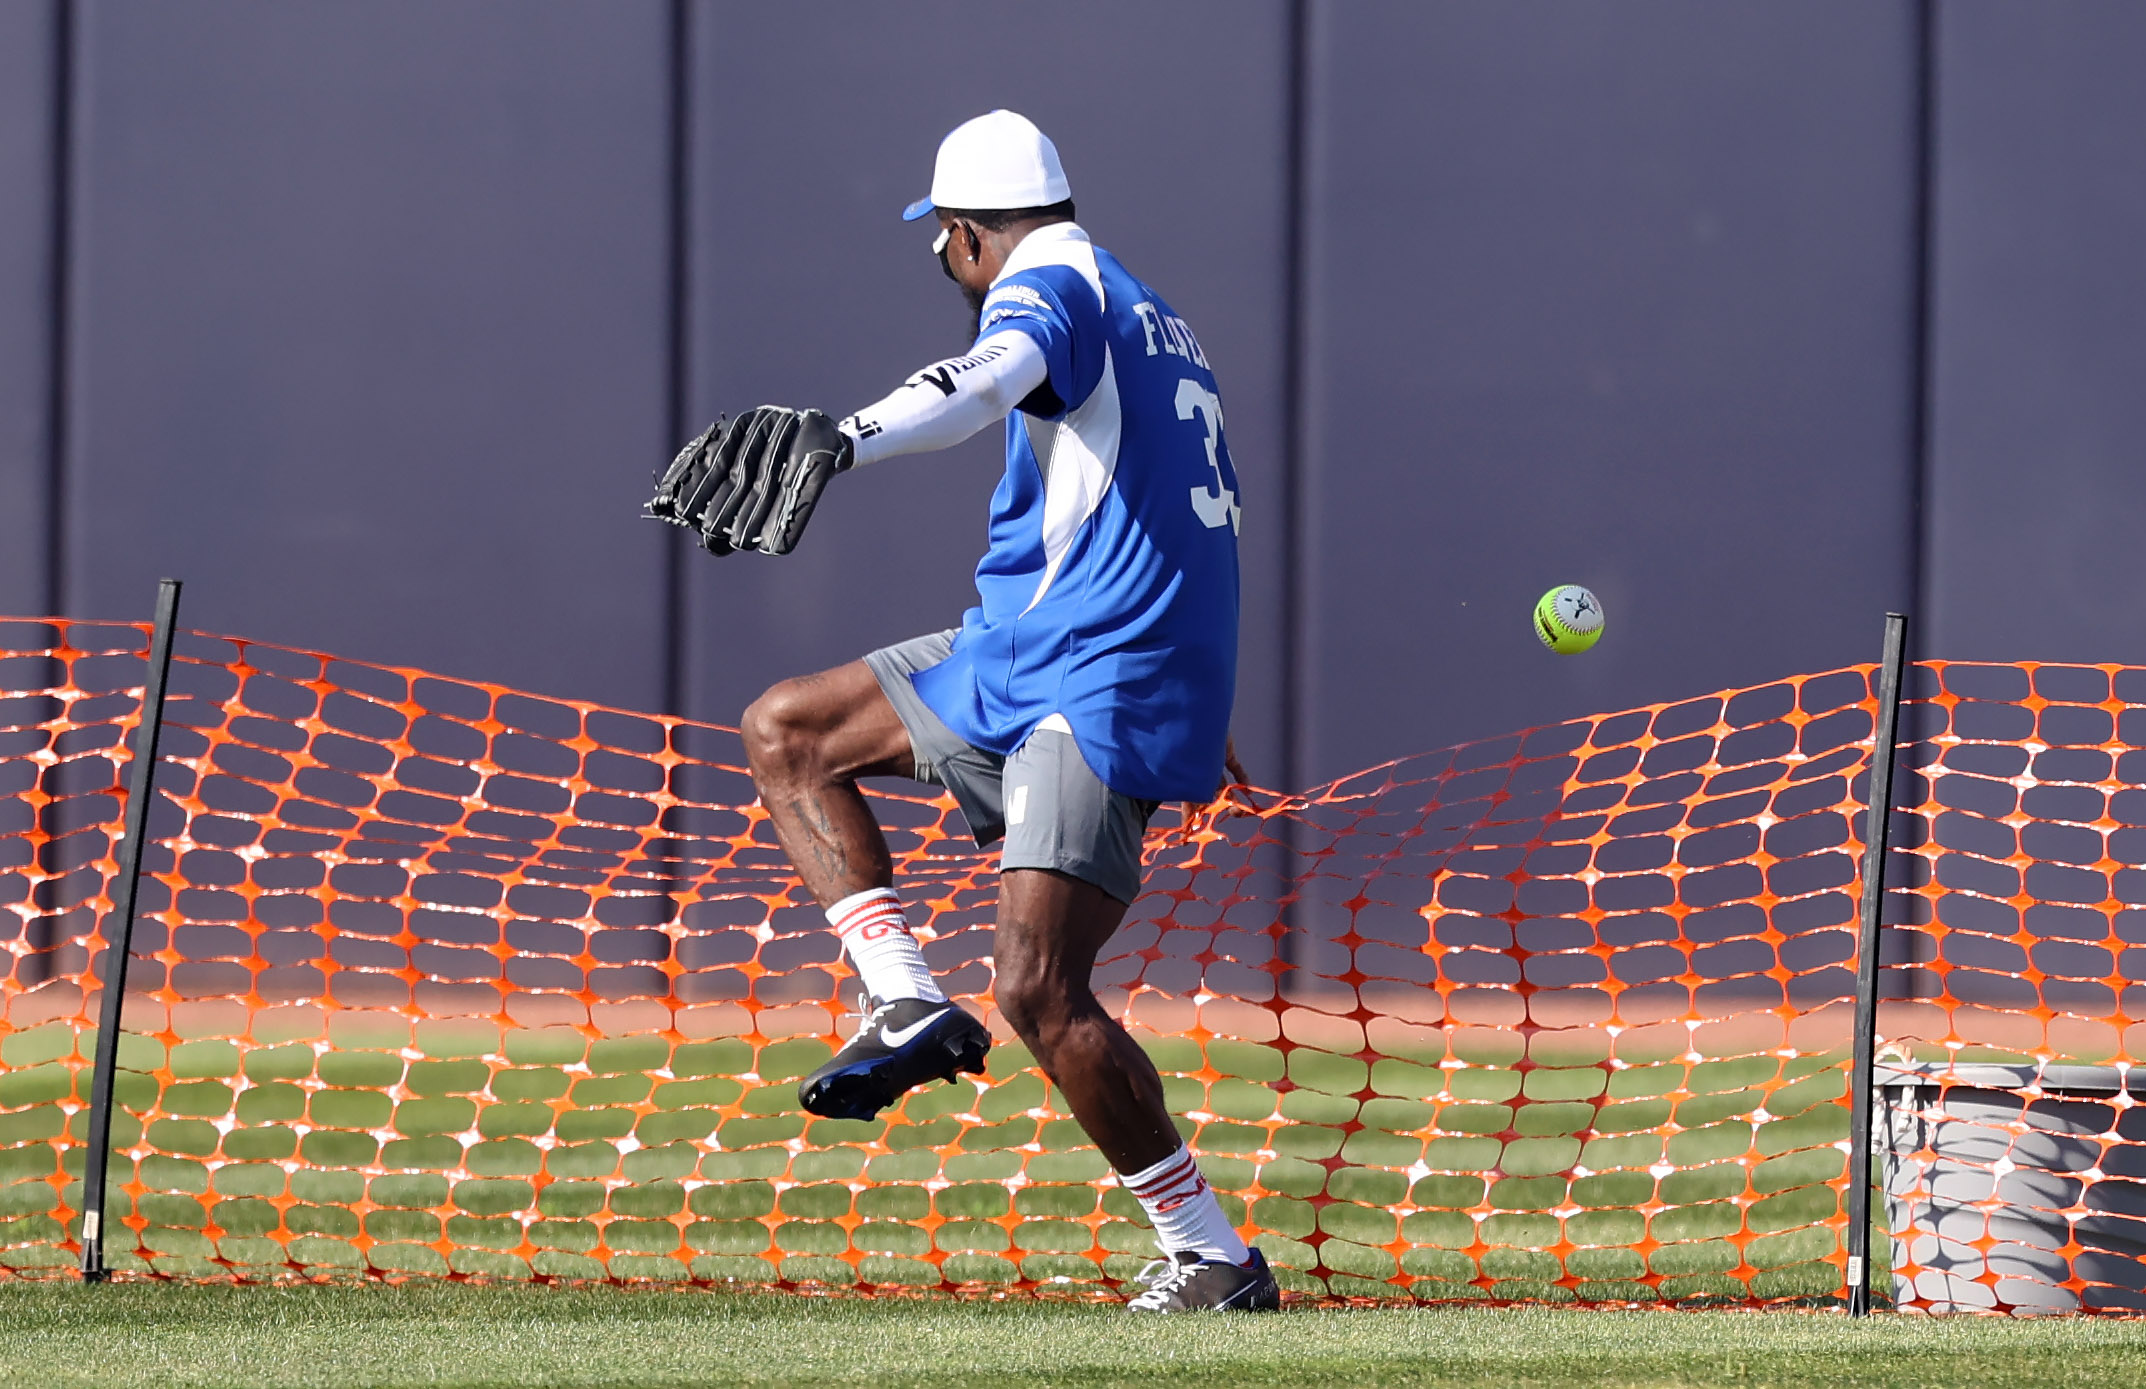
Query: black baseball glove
645 406 854 556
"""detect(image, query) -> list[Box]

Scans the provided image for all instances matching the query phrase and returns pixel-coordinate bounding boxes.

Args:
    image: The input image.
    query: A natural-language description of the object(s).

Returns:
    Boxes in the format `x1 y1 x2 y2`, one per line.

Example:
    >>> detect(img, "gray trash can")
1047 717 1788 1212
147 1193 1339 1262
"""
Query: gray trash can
1877 1062 2146 1314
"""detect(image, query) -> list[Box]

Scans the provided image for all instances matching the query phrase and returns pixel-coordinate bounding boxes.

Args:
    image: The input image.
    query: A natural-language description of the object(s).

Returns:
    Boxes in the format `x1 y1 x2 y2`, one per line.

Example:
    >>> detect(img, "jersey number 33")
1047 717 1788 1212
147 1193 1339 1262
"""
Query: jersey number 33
1175 378 1240 534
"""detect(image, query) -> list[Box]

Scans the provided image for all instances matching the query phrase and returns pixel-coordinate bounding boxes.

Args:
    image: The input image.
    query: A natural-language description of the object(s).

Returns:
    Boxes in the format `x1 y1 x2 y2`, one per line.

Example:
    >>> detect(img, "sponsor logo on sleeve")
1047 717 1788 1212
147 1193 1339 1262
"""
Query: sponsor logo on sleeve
980 306 1043 332
985 283 1053 314
903 341 1012 397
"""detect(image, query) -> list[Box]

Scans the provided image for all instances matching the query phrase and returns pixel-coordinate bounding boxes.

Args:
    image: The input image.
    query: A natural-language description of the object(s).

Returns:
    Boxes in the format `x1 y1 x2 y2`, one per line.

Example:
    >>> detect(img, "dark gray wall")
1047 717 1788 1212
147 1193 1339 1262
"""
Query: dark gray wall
0 0 58 616
6 0 2141 791
1297 0 1921 781
1925 0 2146 666
63 0 674 708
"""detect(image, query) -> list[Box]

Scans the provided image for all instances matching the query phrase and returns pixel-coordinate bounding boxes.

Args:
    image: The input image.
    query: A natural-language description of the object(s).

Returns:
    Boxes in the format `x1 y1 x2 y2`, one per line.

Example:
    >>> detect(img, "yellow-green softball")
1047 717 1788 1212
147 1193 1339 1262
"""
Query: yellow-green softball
1534 585 1604 654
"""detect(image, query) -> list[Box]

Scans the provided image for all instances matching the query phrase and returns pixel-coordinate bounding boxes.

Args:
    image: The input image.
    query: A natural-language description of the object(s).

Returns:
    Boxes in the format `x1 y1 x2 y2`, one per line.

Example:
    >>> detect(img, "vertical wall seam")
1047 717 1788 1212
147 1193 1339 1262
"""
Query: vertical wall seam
1906 0 1938 659
1279 0 1310 796
661 0 691 718
1277 0 1312 968
43 0 73 621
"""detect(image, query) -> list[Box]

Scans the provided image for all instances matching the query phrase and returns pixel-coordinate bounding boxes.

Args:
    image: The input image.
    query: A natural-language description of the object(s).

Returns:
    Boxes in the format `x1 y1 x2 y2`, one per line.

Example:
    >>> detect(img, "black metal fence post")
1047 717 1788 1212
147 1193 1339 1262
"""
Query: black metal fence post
1845 611 1909 1317
78 578 183 1282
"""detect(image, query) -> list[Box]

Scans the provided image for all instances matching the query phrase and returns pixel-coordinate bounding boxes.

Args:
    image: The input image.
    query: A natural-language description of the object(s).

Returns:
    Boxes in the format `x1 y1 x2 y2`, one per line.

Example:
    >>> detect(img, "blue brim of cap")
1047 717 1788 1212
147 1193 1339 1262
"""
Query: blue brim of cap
901 197 936 222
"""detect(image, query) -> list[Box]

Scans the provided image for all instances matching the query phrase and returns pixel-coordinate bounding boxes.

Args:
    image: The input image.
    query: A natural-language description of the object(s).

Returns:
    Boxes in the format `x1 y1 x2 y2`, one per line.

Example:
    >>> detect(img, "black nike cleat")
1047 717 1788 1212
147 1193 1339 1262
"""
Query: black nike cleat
797 997 991 1121
1124 1249 1281 1313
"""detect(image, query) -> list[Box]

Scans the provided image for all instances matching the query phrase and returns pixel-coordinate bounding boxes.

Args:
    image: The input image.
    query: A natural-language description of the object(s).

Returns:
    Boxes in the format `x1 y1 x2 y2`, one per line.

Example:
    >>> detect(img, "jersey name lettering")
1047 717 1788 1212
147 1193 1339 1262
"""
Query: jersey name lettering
1131 302 1210 368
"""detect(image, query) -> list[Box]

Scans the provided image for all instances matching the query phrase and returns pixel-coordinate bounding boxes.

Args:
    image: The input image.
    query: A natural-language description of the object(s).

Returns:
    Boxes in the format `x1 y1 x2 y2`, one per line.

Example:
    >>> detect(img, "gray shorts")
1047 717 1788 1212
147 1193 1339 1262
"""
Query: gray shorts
864 631 1158 906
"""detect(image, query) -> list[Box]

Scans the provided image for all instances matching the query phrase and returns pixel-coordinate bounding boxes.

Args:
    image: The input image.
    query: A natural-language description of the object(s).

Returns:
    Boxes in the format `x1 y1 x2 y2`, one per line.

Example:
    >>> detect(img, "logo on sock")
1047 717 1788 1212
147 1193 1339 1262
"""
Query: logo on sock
1153 1172 1208 1214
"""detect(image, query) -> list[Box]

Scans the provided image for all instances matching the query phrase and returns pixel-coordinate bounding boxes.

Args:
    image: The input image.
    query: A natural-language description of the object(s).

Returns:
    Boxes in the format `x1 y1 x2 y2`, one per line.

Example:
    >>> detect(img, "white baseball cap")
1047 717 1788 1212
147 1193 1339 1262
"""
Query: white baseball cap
901 110 1072 222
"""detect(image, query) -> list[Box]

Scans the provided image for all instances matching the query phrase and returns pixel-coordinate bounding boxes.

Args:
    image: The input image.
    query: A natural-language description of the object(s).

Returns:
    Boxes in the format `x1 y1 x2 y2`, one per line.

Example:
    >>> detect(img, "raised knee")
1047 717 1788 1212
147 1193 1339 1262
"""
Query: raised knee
741 682 820 781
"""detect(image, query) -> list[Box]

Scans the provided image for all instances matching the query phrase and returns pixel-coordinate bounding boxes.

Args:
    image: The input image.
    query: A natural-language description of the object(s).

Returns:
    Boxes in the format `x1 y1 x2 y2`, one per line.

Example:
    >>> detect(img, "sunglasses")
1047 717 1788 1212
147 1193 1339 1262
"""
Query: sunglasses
932 224 957 281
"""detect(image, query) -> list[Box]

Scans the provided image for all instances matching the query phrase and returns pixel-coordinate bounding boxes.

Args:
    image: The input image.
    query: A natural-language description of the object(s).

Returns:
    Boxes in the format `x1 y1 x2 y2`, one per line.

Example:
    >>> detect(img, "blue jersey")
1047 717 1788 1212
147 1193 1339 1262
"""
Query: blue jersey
909 224 1242 804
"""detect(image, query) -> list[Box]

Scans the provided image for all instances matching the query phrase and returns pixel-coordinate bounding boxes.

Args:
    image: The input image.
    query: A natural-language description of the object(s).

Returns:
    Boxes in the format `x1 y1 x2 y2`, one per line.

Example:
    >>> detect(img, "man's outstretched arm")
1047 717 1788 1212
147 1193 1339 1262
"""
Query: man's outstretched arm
648 331 1048 556
839 331 1049 466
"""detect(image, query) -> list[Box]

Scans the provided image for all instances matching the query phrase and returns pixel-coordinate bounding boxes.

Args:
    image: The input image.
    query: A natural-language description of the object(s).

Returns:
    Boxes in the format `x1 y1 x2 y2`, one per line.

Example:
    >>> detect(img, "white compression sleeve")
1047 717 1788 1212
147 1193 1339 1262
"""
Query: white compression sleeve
838 331 1049 467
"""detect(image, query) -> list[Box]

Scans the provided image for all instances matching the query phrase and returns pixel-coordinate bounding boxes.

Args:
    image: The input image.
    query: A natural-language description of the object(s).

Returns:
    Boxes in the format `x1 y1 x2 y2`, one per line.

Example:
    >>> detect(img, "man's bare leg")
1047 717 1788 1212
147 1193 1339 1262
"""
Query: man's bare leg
990 868 1178 1171
740 661 912 907
746 659 990 1118
993 869 1266 1309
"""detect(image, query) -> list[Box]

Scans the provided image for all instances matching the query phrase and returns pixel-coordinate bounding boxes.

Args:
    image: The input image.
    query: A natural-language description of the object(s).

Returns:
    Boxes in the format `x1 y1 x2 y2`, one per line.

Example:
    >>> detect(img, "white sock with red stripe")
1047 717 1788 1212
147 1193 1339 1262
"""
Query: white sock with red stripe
827 887 945 1004
1120 1144 1250 1266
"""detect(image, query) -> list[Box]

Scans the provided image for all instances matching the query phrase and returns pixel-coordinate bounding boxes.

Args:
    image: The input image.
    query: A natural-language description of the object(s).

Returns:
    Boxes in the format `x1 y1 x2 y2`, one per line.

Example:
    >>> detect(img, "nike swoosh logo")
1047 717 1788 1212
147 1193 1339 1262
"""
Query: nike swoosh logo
879 1009 951 1049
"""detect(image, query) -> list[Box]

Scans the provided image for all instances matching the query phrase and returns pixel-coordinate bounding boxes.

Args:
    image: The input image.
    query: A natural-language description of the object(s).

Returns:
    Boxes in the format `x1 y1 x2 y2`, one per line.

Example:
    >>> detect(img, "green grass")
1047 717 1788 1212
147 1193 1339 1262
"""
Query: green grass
0 1283 2140 1388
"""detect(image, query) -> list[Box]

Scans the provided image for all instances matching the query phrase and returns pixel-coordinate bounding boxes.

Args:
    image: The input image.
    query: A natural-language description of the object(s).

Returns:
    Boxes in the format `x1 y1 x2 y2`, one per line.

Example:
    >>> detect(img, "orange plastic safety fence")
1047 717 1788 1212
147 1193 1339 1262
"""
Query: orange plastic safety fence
1873 662 2146 1314
0 619 1894 1304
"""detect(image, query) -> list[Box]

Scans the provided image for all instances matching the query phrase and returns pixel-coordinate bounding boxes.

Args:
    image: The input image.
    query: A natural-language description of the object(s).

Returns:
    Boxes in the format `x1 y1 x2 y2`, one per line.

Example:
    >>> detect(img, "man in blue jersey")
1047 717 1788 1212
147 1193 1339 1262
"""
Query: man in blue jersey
736 111 1272 1312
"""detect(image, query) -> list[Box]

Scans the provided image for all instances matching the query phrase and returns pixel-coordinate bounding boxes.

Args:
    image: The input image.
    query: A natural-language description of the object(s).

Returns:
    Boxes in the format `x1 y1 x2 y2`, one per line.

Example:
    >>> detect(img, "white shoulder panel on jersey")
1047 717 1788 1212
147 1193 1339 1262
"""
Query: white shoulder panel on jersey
990 223 1105 314
1020 340 1120 616
986 223 1119 617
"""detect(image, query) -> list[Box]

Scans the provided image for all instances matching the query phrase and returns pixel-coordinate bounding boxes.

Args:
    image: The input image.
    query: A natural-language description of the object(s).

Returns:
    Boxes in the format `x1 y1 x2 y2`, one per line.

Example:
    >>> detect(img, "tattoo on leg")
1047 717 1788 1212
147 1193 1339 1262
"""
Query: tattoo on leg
786 795 851 882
